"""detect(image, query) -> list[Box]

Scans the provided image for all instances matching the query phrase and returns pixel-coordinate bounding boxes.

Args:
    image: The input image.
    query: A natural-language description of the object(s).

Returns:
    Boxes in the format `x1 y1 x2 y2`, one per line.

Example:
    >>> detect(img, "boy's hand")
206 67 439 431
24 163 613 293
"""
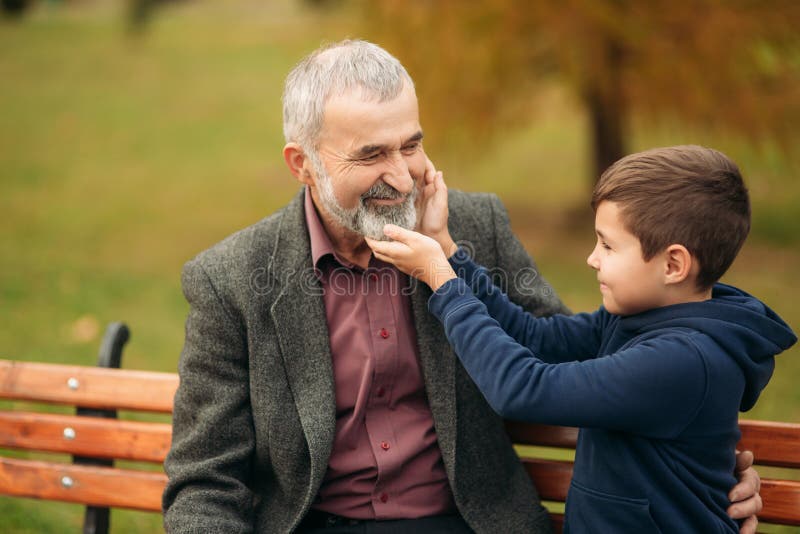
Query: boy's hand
416 161 457 258
728 450 762 534
366 224 457 291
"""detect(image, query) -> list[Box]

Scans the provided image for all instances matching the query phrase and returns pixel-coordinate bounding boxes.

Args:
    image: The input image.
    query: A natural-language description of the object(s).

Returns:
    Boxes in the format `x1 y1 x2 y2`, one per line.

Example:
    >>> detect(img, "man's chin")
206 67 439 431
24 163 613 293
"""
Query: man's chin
363 232 393 242
359 224 397 242
359 218 416 242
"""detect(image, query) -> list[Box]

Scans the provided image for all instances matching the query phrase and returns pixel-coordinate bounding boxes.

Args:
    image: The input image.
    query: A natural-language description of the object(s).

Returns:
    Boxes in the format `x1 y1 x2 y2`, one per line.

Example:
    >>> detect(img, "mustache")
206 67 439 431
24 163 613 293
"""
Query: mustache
361 181 408 202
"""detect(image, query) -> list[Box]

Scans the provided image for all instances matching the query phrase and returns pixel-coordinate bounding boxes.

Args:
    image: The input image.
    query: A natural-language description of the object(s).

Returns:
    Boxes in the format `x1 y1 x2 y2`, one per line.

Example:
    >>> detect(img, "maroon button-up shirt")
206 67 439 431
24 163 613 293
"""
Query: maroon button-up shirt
304 189 456 519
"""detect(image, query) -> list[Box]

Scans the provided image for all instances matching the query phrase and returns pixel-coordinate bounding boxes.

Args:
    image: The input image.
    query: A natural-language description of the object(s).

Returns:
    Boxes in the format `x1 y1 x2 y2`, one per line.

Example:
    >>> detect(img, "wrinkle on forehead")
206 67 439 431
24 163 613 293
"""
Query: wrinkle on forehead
319 84 421 156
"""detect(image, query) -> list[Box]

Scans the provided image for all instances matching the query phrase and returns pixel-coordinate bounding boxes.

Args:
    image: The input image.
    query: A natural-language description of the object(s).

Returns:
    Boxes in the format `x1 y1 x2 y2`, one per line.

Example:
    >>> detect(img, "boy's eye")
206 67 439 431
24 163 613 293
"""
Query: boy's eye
601 241 611 250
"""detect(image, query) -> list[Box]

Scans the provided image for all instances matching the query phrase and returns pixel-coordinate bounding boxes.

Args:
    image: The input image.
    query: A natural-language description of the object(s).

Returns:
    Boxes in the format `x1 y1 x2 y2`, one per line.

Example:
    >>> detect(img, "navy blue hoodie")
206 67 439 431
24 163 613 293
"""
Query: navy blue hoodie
428 250 796 533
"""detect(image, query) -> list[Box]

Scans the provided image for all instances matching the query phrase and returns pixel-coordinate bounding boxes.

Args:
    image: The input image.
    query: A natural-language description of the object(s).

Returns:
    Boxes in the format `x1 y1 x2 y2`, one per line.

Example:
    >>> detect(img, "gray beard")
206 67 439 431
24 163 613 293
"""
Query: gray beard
314 162 418 241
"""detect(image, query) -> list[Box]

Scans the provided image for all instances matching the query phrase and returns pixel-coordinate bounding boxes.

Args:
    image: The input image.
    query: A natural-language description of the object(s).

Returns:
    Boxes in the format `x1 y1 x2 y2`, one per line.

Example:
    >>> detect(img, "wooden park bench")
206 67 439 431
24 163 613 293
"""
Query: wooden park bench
1 323 799 533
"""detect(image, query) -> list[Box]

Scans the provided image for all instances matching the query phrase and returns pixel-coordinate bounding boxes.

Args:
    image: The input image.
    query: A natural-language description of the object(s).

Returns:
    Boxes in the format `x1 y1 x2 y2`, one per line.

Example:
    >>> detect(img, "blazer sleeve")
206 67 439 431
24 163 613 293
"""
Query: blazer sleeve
163 258 256 533
429 279 708 439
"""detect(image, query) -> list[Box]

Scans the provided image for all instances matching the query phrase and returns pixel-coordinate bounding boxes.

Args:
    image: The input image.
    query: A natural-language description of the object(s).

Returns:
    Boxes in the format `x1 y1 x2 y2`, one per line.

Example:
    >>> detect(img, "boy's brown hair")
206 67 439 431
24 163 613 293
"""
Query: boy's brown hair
591 145 750 289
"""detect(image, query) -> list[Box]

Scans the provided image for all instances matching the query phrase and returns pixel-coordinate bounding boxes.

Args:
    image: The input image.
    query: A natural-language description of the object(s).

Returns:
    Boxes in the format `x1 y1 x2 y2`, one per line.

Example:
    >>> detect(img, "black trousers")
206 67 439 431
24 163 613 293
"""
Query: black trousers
296 511 474 534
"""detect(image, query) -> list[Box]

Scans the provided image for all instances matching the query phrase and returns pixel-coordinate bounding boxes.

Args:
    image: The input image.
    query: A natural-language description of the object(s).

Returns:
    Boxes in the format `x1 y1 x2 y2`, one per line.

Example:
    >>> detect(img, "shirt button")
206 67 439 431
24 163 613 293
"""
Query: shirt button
379 328 390 339
380 493 389 503
369 273 378 281
376 387 386 398
380 441 390 451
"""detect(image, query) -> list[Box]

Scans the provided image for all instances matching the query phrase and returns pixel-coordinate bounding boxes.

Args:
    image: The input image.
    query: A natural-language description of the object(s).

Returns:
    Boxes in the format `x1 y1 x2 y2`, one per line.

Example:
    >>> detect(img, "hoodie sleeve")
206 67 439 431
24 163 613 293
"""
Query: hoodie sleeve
448 248 603 363
429 278 708 439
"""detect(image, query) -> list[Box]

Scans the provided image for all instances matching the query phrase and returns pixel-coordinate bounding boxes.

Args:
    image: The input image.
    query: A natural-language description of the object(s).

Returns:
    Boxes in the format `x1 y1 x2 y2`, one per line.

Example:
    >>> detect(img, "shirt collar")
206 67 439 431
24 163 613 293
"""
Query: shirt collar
304 186 356 269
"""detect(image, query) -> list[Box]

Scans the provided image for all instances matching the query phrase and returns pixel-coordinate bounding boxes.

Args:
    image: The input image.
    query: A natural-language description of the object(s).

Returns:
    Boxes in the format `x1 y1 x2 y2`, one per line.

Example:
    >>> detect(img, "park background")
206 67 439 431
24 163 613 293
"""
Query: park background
1 1 798 532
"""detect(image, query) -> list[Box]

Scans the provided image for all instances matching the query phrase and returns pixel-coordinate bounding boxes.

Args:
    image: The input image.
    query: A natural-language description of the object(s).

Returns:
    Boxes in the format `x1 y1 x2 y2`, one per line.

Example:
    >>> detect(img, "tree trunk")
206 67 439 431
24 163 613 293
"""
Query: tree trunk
584 35 627 185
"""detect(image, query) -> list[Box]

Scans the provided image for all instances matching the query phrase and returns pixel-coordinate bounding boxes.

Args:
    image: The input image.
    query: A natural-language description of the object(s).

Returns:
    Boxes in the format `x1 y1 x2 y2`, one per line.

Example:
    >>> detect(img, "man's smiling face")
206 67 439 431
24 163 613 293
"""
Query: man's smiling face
307 82 427 240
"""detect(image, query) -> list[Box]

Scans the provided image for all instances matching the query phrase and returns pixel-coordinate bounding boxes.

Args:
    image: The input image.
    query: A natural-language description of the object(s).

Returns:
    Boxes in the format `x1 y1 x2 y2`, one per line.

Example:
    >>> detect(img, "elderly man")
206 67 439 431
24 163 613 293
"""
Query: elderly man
163 40 762 533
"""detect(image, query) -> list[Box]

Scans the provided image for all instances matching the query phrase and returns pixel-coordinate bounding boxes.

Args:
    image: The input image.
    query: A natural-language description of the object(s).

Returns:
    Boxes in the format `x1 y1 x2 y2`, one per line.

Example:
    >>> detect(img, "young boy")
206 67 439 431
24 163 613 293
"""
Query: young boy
366 145 796 533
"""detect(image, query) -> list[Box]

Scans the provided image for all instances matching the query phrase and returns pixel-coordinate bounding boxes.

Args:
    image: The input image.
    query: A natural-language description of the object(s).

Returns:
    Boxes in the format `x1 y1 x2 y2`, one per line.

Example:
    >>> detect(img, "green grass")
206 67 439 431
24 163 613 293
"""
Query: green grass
1 1 798 532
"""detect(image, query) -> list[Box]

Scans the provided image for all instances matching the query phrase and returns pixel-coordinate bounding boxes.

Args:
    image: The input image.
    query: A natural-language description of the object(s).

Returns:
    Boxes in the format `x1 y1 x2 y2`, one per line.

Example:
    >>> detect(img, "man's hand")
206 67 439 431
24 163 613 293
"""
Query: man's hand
366 225 456 291
728 450 762 534
416 161 457 257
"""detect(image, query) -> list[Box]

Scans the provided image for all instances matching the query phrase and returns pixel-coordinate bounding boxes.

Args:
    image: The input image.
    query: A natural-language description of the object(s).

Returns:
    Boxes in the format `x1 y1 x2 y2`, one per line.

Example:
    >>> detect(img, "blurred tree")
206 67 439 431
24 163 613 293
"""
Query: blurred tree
360 0 800 186
1 0 30 18
127 0 191 34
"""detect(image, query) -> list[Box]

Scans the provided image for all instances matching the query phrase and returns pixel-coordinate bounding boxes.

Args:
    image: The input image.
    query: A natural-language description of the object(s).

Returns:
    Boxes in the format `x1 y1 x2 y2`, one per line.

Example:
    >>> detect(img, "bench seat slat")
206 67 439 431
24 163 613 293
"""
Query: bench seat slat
0 457 165 512
0 360 178 413
0 411 171 463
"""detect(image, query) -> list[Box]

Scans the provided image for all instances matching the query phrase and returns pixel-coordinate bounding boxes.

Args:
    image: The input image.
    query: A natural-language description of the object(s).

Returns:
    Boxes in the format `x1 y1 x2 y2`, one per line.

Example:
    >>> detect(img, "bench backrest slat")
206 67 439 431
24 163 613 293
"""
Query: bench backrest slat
0 411 171 463
0 457 164 512
759 480 800 525
0 359 178 413
505 421 579 449
1 356 797 529
738 420 800 468
506 420 800 469
519 458 573 502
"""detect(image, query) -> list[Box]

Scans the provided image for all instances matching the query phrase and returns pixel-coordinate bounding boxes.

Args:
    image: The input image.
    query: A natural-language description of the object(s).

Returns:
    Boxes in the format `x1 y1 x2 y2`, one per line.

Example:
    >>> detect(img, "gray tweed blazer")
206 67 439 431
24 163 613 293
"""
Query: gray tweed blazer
163 188 567 533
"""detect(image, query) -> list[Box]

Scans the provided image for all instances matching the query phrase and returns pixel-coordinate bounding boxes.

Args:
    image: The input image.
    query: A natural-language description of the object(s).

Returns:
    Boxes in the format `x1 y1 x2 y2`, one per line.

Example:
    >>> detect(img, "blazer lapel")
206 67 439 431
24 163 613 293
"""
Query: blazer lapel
267 190 336 495
412 201 485 478
410 281 458 473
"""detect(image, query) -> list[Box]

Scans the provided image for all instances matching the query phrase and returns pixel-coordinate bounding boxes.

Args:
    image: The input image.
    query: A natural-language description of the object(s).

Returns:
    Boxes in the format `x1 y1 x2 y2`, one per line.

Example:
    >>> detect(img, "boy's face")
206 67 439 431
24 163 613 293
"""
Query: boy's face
587 201 668 316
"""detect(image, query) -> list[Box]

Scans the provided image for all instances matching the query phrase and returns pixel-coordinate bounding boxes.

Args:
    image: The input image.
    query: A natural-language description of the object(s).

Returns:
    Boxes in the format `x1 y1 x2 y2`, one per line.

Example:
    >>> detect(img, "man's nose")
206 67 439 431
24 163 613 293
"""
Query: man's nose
381 153 414 195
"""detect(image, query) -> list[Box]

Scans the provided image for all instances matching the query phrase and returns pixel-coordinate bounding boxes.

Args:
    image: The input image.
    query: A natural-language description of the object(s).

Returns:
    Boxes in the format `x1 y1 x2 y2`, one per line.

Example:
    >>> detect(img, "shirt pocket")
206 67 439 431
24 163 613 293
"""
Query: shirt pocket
565 479 662 533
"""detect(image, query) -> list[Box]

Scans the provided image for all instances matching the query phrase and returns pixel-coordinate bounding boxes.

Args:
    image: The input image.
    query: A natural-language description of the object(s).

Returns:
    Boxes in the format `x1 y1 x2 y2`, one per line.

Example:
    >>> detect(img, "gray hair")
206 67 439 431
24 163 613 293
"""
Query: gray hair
282 39 414 151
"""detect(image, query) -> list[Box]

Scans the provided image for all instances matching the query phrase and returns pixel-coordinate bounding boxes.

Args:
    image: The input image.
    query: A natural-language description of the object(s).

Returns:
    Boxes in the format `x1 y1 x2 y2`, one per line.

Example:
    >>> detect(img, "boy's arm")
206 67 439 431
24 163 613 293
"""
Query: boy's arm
433 280 764 531
449 247 601 362
370 223 602 363
429 277 707 437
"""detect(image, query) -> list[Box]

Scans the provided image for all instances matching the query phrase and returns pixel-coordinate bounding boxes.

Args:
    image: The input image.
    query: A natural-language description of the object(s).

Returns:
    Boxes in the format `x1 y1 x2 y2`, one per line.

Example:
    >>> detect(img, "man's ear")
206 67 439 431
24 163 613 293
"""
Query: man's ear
663 244 693 285
283 143 314 185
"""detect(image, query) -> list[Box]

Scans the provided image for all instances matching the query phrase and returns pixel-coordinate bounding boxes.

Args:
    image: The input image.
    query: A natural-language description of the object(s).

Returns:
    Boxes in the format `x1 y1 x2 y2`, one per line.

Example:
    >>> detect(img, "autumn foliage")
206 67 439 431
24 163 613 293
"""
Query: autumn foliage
361 0 800 181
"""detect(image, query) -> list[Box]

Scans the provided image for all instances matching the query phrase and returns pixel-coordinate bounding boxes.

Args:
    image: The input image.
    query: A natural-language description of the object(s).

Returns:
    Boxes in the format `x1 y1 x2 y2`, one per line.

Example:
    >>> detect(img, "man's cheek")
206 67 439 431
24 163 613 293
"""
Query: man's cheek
409 158 427 184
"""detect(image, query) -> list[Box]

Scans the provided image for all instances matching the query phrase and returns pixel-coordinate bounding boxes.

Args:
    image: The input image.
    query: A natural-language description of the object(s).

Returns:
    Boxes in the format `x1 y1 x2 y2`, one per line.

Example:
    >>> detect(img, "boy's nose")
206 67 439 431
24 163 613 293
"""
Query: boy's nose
587 249 600 270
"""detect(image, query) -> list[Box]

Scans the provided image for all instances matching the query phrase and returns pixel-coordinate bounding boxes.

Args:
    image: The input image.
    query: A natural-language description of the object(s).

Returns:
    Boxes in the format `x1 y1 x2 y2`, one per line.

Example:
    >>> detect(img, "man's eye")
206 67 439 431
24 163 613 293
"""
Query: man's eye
361 153 380 162
401 143 420 154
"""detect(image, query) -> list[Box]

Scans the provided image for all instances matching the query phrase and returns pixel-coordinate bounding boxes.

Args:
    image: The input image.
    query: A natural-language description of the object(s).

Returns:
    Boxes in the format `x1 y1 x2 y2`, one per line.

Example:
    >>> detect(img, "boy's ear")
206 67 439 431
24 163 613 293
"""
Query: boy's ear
283 143 315 186
663 244 693 285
